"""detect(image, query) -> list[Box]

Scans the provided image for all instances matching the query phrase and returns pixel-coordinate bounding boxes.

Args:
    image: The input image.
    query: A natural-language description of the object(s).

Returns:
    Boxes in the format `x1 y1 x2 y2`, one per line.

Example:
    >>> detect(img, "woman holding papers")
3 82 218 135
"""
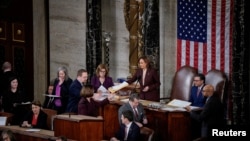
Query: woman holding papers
127 56 161 101
21 100 48 129
78 85 113 117
91 64 114 93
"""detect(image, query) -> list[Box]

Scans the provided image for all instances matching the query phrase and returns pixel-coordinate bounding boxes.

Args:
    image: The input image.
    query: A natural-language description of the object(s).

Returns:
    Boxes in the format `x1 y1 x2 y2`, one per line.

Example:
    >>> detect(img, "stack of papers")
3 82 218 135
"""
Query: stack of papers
167 99 191 108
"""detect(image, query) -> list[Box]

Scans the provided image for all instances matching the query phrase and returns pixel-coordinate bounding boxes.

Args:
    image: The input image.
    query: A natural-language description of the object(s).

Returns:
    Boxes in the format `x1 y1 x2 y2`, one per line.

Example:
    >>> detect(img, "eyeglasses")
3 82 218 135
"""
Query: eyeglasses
100 71 106 73
193 80 201 82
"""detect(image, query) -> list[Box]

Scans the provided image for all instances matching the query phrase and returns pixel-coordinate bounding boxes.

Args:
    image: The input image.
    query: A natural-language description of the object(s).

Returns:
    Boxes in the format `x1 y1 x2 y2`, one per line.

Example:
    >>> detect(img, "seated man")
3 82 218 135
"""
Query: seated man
189 73 207 107
110 110 140 141
118 93 147 127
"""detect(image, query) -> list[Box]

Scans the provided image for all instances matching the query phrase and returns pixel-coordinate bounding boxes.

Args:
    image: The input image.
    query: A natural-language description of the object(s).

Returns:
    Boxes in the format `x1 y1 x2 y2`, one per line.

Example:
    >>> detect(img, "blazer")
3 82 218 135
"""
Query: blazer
127 68 161 101
118 102 146 124
21 110 48 130
115 122 140 141
91 75 114 93
189 85 207 107
78 97 109 117
190 94 224 137
52 78 73 113
66 79 82 113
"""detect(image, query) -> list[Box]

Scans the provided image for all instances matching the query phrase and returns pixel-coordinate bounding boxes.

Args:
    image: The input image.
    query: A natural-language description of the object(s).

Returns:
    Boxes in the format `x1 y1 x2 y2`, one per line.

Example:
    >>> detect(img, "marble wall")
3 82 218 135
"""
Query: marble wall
33 0 177 101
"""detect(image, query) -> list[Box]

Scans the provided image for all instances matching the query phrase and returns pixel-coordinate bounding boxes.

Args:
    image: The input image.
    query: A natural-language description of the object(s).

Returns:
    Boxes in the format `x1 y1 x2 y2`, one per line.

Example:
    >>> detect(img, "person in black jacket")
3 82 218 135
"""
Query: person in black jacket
110 110 140 141
186 84 225 139
20 100 48 129
51 66 72 114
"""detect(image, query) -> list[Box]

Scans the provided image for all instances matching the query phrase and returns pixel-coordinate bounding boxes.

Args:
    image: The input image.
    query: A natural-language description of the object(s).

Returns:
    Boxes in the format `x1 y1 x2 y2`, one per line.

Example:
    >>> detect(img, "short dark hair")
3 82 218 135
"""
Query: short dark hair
129 93 140 101
32 100 42 107
80 84 94 98
77 69 87 77
195 73 206 83
122 110 134 122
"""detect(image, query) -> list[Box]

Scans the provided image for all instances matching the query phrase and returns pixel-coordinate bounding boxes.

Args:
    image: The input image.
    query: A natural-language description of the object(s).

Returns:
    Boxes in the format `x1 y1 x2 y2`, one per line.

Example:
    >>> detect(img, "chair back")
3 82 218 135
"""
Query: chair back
170 66 198 101
205 69 227 102
140 127 154 141
42 108 57 130
0 112 13 125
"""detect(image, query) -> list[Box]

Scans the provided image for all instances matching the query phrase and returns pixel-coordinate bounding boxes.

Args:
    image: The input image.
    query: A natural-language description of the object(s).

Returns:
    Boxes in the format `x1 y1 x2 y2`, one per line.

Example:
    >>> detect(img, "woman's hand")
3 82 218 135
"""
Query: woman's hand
142 86 149 92
22 121 32 128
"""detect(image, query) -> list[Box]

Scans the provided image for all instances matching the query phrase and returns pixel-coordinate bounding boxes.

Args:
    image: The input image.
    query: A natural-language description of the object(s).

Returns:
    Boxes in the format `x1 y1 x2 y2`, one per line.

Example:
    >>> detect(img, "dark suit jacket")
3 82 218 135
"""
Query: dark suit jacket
91 75 114 93
78 97 109 117
127 68 161 101
189 85 207 107
118 102 146 124
190 94 224 137
115 122 140 141
21 110 48 130
52 78 72 113
66 79 82 113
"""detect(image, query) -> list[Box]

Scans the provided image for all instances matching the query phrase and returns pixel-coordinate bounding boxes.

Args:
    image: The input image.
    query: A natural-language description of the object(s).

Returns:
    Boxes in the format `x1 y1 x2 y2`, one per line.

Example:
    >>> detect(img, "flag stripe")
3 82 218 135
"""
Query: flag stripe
220 0 226 72
177 0 232 76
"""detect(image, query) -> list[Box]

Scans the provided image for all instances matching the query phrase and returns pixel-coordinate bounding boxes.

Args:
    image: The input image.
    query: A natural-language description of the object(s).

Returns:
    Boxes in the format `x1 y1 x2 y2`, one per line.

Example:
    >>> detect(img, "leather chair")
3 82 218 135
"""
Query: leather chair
42 108 57 130
140 127 154 141
205 69 227 102
170 65 198 101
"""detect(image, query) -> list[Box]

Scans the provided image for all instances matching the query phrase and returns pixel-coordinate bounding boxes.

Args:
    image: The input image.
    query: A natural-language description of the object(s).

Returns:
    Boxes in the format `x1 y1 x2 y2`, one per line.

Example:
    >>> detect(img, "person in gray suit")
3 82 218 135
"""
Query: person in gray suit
118 93 148 127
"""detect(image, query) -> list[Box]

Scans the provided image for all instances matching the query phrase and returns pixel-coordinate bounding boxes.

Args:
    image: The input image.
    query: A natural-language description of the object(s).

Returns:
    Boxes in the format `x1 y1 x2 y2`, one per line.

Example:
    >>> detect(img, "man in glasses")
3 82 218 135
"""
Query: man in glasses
189 73 207 107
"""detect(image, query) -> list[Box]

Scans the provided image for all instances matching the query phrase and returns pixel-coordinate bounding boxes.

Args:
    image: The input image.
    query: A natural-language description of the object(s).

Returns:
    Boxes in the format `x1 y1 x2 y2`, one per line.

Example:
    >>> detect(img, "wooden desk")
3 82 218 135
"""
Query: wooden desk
102 99 191 141
54 114 104 141
0 125 53 141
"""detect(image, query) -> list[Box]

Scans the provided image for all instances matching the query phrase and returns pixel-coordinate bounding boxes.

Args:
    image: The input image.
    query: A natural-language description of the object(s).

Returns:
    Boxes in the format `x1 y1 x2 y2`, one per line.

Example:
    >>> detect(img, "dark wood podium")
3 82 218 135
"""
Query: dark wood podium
54 114 104 141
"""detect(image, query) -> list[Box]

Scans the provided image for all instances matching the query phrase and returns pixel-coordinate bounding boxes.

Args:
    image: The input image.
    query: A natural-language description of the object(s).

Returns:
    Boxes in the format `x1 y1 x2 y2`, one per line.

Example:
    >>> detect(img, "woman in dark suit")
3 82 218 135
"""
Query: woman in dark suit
51 66 72 114
2 76 27 125
127 56 161 101
78 85 112 117
20 100 48 129
91 64 114 93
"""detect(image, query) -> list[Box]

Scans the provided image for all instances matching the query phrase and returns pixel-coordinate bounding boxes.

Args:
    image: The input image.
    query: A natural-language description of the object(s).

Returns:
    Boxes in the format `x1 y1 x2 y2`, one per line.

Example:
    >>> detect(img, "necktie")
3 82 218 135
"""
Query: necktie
197 88 200 97
133 107 139 119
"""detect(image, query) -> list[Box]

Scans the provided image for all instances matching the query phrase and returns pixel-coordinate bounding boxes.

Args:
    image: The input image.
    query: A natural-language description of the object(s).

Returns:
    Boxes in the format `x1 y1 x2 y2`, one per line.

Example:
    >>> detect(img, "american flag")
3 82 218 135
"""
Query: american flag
177 0 233 76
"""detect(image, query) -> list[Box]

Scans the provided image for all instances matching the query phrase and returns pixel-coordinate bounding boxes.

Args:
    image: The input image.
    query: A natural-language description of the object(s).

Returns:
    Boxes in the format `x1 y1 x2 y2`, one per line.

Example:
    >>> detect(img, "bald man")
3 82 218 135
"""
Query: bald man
186 84 225 139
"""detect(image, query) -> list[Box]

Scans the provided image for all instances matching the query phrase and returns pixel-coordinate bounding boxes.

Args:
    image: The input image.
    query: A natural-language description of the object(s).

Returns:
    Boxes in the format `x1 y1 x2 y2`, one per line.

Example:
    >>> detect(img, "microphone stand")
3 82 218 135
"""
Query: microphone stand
132 76 141 95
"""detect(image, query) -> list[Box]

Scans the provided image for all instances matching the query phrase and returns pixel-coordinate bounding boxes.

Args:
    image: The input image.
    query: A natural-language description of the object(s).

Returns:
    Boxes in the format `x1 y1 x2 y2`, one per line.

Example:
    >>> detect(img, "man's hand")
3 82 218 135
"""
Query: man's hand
185 106 191 112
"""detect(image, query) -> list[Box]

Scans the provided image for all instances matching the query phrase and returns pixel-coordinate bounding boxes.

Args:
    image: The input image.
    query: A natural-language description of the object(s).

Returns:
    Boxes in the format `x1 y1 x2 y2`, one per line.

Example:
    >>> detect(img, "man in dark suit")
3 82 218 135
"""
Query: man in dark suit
118 93 148 128
189 73 207 107
110 110 140 141
66 69 88 113
186 84 224 139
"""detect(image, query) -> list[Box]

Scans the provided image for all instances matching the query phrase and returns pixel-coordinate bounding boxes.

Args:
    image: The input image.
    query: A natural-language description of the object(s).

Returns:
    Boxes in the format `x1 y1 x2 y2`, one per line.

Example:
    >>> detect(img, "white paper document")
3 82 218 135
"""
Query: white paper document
167 99 191 108
97 85 108 93
0 117 7 125
108 81 129 93
25 129 41 132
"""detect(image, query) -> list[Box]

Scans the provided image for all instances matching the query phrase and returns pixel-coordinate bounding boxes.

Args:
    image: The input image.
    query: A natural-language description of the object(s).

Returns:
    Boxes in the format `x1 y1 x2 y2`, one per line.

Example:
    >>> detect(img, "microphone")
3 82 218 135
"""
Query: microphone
132 75 141 94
